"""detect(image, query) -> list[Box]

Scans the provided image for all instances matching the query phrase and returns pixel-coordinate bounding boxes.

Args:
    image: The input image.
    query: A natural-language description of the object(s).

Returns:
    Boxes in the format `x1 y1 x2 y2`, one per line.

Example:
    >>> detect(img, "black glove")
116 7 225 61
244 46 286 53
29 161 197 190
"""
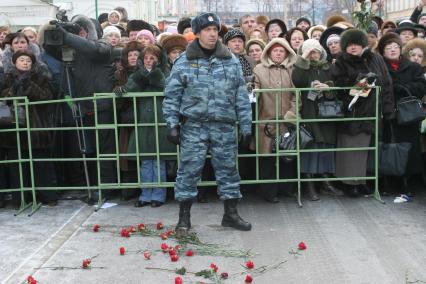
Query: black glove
114 86 127 97
167 126 180 145
239 134 252 153
383 111 396 121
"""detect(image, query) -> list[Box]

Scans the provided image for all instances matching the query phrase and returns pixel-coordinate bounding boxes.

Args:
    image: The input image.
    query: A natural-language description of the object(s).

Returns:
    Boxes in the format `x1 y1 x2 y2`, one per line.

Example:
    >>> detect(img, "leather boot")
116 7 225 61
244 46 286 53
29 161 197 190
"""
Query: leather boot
319 174 343 196
175 200 192 238
221 199 252 231
303 174 319 201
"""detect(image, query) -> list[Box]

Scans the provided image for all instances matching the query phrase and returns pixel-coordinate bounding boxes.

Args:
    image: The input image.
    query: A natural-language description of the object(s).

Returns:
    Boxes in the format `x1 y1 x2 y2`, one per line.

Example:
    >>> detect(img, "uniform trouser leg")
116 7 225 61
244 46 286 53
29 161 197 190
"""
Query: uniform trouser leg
174 121 208 201
209 123 242 200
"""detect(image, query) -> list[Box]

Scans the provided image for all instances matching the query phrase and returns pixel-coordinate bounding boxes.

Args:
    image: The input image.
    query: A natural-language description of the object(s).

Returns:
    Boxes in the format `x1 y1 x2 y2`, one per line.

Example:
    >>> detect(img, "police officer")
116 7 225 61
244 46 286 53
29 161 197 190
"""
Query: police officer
163 12 253 236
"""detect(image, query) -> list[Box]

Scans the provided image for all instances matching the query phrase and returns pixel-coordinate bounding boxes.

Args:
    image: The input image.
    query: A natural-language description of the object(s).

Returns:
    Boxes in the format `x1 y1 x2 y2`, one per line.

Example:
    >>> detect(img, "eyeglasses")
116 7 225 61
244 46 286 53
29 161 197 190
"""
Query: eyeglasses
384 44 400 51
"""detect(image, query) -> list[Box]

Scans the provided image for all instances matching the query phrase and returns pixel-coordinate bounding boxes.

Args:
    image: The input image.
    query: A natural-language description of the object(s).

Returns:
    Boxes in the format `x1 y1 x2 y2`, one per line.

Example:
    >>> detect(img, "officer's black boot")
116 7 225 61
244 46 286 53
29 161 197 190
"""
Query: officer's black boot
221 199 252 231
175 200 192 238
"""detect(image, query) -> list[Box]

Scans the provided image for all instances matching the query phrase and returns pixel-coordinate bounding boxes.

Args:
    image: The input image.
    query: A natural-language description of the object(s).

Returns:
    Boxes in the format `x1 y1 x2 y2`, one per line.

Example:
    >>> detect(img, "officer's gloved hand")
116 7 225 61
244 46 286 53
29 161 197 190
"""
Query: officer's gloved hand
167 126 180 145
114 86 127 97
239 134 252 153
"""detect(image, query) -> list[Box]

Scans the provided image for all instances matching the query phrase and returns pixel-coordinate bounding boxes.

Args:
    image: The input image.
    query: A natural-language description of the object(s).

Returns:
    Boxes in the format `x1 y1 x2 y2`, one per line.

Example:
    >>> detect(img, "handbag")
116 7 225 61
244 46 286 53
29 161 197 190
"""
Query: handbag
0 101 26 127
265 122 314 162
396 85 425 125
317 97 344 118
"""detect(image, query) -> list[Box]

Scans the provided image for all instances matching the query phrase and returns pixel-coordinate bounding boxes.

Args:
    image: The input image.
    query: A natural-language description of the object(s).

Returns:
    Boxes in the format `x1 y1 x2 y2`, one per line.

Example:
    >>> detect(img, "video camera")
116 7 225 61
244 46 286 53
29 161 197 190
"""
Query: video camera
44 10 79 62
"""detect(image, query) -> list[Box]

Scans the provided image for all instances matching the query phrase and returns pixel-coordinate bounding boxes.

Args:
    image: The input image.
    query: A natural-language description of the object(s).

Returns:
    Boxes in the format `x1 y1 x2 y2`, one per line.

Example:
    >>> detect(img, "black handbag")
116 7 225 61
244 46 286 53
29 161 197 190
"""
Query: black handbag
265 122 314 162
317 97 344 118
396 85 425 125
0 101 26 127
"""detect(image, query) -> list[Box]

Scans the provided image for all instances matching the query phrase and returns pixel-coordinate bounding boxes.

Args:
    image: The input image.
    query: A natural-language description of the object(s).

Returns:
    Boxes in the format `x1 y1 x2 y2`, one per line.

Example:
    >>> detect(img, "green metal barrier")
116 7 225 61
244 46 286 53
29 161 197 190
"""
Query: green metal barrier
0 86 381 215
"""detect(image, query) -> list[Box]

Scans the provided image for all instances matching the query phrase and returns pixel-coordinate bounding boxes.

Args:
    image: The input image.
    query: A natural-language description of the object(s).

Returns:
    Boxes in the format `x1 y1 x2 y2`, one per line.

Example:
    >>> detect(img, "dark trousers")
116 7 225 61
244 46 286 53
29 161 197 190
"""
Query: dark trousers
259 157 296 199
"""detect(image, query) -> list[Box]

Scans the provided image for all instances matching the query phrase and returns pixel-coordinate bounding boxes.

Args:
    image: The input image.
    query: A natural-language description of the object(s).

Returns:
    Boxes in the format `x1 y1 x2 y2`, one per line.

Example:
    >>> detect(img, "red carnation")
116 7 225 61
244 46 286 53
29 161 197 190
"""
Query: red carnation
245 275 253 283
220 272 229 279
298 241 307 250
170 254 179 262
161 243 169 252
156 222 164 230
82 258 91 269
185 250 194 257
119 247 125 255
245 260 254 269
27 275 37 284
143 251 151 260
169 249 177 256
93 224 100 232
175 276 183 284
120 228 130 238
160 233 168 240
137 223 146 231
210 263 218 272
129 226 136 233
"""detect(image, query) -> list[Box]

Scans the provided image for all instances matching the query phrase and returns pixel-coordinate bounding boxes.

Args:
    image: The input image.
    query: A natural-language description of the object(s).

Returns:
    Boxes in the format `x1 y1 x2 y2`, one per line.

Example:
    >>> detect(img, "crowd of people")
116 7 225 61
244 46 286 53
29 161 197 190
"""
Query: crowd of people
1 1 426 210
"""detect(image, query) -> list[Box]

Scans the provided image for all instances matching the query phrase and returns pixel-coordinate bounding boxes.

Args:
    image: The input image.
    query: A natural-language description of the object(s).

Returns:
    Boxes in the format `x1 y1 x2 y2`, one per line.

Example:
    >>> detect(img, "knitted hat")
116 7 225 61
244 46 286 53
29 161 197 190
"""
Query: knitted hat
296 17 311 27
245 38 266 54
177 17 192 34
136 29 155 44
418 13 426 23
108 10 121 22
12 49 36 64
256 15 269 27
307 25 326 39
301 39 327 60
191 12 221 34
265 19 287 35
103 26 121 38
223 29 246 45
366 21 378 36
395 20 418 36
326 15 347 28
402 37 426 65
377 32 402 55
340 29 368 51
127 20 154 34
161 34 188 54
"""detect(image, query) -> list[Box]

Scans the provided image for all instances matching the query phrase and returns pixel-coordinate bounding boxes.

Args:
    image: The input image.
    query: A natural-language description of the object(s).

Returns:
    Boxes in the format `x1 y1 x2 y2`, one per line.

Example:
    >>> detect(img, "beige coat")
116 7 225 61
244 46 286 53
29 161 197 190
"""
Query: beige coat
253 37 297 154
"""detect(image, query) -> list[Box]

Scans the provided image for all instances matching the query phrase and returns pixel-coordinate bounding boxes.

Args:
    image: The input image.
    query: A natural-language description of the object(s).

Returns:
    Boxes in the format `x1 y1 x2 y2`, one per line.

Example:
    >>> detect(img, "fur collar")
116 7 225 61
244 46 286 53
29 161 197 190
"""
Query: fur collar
186 39 232 60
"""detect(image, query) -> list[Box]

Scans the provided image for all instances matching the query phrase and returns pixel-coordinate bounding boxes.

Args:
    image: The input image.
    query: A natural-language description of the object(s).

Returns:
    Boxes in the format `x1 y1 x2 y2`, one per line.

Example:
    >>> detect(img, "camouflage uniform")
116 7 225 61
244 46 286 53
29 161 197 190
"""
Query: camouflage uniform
163 40 252 201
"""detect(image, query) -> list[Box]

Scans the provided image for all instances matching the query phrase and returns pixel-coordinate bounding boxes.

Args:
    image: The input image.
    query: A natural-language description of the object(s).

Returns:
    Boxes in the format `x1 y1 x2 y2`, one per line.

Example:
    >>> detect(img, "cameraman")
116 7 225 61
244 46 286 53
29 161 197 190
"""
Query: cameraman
44 15 117 195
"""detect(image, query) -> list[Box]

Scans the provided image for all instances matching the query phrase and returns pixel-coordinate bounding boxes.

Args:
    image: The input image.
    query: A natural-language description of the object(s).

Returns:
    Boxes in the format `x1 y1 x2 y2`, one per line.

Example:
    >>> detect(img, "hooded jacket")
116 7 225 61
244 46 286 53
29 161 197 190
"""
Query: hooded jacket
252 37 297 153
163 39 252 135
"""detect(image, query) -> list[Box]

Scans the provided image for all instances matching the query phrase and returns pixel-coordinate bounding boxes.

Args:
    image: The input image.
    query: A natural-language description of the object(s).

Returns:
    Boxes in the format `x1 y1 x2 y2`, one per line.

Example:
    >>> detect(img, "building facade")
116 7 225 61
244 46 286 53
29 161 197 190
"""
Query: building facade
386 0 418 22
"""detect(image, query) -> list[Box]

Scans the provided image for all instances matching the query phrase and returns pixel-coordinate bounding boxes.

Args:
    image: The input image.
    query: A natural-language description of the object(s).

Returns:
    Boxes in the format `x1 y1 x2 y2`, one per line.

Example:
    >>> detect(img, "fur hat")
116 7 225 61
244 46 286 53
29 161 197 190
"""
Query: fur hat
121 41 143 66
103 26 121 38
161 34 188 54
395 20 418 36
326 15 347 28
381 20 397 32
177 17 192 34
218 24 229 39
223 29 246 45
265 19 287 35
245 38 266 54
377 32 402 55
127 20 154 34
340 29 368 51
72 15 98 41
296 17 311 27
12 49 36 64
191 12 221 34
142 44 162 60
136 29 155 44
307 25 326 39
256 15 269 27
319 26 345 50
403 38 426 66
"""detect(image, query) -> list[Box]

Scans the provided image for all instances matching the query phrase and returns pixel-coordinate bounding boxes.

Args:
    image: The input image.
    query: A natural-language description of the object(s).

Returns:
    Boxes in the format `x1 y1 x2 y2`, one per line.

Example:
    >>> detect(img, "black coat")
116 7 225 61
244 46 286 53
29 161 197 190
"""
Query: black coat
292 56 336 145
385 58 426 175
332 49 394 136
1 67 54 149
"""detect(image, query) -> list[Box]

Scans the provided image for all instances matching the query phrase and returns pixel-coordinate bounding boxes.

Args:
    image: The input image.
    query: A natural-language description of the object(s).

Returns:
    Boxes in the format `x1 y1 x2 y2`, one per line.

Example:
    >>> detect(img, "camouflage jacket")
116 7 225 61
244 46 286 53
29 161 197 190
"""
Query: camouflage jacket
162 40 252 135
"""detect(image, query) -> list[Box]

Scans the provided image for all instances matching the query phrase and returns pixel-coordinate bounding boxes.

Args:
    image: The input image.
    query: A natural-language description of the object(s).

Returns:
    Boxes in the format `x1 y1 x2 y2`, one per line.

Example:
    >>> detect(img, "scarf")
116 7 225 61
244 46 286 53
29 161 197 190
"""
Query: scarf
238 54 252 77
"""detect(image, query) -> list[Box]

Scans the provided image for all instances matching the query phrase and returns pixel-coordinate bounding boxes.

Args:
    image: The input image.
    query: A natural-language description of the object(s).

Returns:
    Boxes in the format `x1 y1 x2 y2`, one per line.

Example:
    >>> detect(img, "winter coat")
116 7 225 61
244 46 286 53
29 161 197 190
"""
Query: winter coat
163 39 252 135
0 67 54 149
126 65 176 160
385 58 426 175
331 49 394 136
252 37 297 154
292 55 336 145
